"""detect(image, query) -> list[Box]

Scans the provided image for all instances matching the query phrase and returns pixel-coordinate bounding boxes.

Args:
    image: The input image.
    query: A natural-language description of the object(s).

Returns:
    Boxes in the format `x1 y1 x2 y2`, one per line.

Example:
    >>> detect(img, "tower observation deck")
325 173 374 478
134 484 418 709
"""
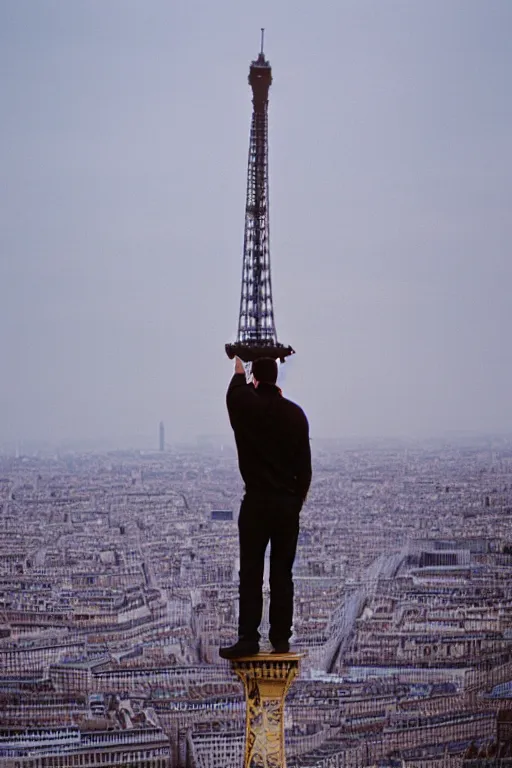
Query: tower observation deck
226 31 295 364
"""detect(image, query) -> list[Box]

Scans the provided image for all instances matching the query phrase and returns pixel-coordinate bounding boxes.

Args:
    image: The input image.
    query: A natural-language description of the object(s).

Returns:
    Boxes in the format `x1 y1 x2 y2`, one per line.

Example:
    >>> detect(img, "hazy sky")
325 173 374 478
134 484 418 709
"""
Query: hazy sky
1 1 511 447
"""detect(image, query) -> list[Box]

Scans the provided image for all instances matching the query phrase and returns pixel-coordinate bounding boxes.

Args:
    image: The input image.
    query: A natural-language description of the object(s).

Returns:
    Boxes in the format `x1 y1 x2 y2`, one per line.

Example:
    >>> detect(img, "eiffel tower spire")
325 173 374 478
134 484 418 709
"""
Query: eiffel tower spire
226 34 295 364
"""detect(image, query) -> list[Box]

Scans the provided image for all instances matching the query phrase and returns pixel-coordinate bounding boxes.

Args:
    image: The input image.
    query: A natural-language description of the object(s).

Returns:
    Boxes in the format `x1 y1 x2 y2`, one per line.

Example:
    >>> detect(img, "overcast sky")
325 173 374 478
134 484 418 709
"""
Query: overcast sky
1 0 511 448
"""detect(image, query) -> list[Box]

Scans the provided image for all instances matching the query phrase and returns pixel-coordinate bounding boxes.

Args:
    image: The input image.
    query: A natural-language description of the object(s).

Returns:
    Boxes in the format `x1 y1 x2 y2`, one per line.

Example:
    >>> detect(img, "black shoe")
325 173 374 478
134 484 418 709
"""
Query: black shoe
271 640 290 654
219 640 259 659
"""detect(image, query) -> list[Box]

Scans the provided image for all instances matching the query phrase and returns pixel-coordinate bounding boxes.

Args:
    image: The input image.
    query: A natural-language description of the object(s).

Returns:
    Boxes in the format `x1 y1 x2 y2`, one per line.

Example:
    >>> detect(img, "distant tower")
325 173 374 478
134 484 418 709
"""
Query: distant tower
159 421 165 452
226 30 295 364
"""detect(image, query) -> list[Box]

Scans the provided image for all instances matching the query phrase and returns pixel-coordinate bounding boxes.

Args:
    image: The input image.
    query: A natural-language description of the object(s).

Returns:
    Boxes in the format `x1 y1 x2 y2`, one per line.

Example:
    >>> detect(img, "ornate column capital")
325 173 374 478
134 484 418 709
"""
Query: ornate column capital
231 652 302 768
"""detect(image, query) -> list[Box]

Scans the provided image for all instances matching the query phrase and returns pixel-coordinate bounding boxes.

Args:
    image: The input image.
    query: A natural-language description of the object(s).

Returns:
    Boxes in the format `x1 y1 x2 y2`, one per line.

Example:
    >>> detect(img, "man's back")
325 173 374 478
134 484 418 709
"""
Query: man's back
219 357 312 659
227 372 311 500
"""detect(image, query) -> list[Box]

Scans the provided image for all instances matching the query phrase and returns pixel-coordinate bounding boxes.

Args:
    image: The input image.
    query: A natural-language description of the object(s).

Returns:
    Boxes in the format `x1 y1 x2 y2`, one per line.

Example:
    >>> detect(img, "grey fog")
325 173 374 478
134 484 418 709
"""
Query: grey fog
0 0 511 449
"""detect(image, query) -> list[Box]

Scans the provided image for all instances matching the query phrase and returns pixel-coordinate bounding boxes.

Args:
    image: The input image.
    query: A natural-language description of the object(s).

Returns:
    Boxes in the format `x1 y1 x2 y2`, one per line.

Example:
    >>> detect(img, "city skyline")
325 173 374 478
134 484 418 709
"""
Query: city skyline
2 439 512 765
1 1 511 447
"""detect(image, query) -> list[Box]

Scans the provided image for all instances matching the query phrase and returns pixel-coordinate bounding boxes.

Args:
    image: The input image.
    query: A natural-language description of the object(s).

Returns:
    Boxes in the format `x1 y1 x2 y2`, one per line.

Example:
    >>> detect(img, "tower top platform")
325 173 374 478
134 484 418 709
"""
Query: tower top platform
225 341 295 364
228 651 304 663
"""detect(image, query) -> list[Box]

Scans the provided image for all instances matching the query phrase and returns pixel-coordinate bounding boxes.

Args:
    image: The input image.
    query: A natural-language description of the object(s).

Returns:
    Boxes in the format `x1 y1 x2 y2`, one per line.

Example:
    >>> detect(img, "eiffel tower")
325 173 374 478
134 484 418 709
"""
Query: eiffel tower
225 31 295 364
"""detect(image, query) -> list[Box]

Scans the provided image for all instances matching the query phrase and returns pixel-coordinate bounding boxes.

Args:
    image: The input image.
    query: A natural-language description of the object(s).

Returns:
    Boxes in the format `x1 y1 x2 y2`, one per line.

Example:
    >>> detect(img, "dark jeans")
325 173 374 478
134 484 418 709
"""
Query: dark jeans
238 492 302 645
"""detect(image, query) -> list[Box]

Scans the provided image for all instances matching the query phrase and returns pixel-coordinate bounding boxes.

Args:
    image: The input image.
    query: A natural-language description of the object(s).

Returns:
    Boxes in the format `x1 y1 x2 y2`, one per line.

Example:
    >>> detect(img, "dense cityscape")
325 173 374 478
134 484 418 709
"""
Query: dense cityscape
2 0 511 764
2 435 512 767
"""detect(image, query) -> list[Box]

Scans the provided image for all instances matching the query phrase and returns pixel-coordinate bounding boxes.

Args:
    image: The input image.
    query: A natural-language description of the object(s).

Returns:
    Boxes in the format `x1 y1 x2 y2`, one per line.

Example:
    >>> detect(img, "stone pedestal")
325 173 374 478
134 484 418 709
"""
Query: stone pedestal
231 652 302 768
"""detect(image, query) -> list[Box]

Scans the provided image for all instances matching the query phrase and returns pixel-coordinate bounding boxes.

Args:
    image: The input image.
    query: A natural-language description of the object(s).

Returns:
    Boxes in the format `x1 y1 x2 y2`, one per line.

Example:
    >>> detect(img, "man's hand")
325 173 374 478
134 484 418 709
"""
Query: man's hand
234 356 245 375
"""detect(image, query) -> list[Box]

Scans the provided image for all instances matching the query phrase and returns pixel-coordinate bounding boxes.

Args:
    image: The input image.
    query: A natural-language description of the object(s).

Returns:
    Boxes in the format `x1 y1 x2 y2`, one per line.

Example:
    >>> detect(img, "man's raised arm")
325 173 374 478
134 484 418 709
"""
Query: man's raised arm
226 357 257 426
227 356 248 393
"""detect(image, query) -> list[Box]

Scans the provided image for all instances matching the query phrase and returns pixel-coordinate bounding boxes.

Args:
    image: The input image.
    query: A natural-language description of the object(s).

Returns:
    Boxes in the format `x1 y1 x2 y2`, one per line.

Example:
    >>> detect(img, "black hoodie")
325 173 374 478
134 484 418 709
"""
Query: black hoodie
226 373 312 501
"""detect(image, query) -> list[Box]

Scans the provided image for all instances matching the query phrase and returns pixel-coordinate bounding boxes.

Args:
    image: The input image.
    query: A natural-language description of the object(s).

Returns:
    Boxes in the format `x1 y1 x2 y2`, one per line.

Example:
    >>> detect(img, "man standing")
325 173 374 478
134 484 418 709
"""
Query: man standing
219 356 312 658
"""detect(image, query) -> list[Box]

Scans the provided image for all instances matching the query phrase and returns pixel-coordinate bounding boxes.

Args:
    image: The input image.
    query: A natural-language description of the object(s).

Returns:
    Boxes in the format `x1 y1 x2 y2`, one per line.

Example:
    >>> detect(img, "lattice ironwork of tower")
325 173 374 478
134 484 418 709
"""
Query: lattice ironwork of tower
225 32 295 364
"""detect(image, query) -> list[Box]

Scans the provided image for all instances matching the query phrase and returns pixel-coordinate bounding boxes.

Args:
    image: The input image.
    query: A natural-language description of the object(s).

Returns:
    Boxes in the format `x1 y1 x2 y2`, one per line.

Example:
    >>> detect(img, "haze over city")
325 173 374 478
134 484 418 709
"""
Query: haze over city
1 0 511 448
